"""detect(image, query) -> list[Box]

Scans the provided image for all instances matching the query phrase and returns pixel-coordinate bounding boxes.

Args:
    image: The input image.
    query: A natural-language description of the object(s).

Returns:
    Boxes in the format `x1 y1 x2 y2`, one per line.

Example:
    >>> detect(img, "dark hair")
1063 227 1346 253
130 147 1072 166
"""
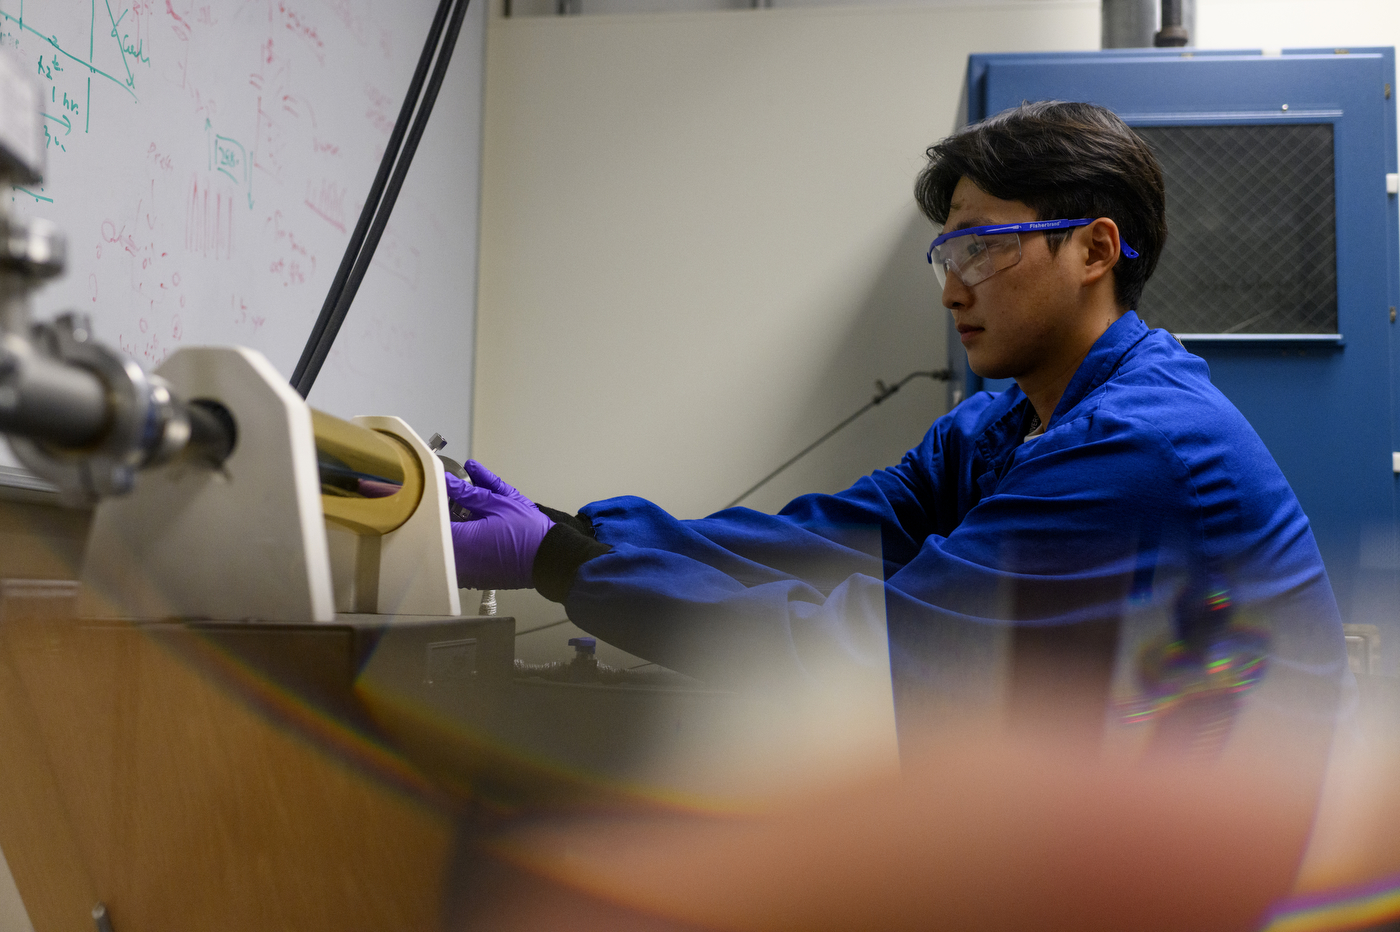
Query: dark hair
914 100 1167 310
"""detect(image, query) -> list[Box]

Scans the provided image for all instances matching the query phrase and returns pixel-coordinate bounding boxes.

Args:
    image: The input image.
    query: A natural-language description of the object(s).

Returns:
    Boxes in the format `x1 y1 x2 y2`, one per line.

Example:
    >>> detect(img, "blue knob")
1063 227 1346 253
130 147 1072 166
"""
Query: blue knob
568 637 596 655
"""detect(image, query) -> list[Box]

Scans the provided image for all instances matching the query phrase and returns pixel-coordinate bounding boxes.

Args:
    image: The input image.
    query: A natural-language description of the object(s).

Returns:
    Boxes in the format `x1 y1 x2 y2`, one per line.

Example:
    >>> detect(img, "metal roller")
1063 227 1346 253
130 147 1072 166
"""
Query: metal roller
312 408 423 535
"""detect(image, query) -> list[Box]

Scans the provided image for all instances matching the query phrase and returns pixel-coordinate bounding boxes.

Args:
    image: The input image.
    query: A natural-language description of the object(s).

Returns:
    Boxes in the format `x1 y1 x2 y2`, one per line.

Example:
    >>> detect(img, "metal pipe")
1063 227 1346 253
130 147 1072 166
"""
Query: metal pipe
0 345 240 470
1103 0 1193 49
1102 0 1156 49
1154 0 1190 46
0 333 108 447
0 316 240 500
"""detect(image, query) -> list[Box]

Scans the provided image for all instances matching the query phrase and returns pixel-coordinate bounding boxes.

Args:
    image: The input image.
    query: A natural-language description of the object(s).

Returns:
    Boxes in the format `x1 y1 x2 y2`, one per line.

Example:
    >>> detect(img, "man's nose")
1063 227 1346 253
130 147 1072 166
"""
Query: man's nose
941 271 971 310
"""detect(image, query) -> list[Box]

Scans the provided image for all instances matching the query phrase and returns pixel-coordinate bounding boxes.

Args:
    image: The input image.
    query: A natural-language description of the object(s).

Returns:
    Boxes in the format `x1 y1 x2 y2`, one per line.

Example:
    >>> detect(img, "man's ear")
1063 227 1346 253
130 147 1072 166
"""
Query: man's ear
1080 218 1123 287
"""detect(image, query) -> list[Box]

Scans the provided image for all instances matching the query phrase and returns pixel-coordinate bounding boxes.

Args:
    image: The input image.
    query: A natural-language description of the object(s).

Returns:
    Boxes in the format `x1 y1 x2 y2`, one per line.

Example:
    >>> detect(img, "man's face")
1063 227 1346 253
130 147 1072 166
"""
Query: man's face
941 178 1093 383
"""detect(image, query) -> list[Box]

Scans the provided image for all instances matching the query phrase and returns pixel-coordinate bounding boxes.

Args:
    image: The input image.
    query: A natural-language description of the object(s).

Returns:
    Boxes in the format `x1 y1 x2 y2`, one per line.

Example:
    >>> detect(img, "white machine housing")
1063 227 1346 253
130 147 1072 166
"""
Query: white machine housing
78 346 460 622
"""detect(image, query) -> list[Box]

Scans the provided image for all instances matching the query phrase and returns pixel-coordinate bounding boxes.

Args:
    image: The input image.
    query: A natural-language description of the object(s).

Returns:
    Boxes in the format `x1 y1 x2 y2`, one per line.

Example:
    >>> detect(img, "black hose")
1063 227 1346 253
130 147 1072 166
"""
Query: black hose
290 0 451 393
291 0 471 397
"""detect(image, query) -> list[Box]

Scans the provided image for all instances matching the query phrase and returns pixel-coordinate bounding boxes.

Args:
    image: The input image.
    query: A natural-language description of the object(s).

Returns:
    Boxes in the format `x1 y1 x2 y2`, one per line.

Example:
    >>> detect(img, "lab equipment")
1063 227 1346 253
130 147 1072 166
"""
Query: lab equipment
0 38 464 623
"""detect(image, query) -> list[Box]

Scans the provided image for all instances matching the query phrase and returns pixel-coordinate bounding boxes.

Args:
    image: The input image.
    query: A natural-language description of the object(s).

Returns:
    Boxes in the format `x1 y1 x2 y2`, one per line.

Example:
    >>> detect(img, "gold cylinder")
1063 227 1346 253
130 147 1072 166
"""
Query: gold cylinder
312 409 423 535
312 409 406 484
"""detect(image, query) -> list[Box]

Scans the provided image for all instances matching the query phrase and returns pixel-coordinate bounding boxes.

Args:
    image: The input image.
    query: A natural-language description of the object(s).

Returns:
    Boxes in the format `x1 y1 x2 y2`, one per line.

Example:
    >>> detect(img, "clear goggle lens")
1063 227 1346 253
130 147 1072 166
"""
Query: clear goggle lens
928 231 1023 288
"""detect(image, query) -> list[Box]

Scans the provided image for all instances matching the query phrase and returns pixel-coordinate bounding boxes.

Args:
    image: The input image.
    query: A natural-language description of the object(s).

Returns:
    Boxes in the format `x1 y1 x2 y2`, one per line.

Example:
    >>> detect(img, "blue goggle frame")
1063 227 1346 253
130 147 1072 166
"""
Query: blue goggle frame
926 218 1140 283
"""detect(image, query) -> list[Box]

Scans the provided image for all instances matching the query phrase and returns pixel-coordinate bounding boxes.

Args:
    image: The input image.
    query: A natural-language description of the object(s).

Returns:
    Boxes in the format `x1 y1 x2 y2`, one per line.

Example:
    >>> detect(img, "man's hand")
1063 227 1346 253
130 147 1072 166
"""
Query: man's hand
445 461 553 590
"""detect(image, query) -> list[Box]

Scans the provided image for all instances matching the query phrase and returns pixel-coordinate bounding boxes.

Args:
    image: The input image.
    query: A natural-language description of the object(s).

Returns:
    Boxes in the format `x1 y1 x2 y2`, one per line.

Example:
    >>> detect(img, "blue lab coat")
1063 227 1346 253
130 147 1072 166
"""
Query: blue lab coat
547 312 1346 746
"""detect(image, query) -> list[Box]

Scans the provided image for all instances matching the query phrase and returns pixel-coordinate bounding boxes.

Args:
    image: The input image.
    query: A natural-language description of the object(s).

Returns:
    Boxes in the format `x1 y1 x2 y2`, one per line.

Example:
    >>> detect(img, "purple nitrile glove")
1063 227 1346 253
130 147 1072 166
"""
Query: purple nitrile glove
462 459 535 506
444 466 553 590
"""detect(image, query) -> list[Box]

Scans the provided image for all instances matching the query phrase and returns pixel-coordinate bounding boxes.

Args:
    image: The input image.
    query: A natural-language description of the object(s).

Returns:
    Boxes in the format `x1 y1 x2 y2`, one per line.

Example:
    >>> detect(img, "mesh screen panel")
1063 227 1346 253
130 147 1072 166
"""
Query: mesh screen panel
1135 123 1338 335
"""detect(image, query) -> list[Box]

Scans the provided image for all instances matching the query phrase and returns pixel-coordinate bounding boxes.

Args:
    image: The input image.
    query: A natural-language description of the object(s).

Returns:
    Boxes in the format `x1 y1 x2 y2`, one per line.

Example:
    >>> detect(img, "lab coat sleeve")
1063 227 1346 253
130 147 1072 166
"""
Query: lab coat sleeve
546 413 964 683
605 409 966 585
560 411 1162 684
530 405 967 620
564 407 1344 726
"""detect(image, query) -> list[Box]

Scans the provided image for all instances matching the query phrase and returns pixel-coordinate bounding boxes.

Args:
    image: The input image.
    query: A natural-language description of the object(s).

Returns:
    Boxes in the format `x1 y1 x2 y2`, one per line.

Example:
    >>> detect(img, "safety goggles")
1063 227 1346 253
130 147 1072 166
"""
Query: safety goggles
926 219 1140 288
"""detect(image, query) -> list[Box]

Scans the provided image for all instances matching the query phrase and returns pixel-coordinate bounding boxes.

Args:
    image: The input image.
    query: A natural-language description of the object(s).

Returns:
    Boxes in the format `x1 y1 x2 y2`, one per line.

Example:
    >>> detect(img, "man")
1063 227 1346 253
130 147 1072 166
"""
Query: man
449 101 1346 758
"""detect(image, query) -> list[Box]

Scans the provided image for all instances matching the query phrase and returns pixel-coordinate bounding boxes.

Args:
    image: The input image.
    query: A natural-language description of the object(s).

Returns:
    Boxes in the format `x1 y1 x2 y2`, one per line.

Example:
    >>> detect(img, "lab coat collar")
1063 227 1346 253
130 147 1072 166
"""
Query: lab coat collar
971 310 1150 497
1049 310 1149 428
975 401 1032 497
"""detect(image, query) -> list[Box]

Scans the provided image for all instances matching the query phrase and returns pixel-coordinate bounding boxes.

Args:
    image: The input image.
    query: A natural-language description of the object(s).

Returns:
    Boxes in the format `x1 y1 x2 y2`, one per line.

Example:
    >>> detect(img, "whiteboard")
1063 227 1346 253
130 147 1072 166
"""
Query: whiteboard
0 0 485 473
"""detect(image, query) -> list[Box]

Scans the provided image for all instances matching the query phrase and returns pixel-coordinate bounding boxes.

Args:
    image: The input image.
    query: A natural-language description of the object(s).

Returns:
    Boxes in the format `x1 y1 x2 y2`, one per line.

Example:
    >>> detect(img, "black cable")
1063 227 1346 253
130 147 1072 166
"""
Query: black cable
291 0 470 397
295 0 469 397
291 0 450 392
724 369 951 510
296 0 468 396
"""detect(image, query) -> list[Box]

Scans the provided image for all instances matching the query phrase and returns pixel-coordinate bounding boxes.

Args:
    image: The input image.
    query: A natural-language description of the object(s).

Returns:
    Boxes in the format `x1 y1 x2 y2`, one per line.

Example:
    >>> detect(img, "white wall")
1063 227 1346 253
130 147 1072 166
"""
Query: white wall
1196 0 1400 51
1196 0 1400 154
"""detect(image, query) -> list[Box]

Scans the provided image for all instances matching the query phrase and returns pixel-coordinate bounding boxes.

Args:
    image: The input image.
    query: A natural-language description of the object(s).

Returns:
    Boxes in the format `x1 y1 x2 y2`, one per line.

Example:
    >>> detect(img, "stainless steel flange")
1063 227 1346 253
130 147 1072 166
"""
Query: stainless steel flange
8 313 173 503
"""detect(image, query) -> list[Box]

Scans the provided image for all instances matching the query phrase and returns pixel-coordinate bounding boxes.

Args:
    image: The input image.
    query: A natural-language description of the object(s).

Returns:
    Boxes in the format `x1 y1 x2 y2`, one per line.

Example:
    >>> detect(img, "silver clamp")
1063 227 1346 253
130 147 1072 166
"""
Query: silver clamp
8 313 186 503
